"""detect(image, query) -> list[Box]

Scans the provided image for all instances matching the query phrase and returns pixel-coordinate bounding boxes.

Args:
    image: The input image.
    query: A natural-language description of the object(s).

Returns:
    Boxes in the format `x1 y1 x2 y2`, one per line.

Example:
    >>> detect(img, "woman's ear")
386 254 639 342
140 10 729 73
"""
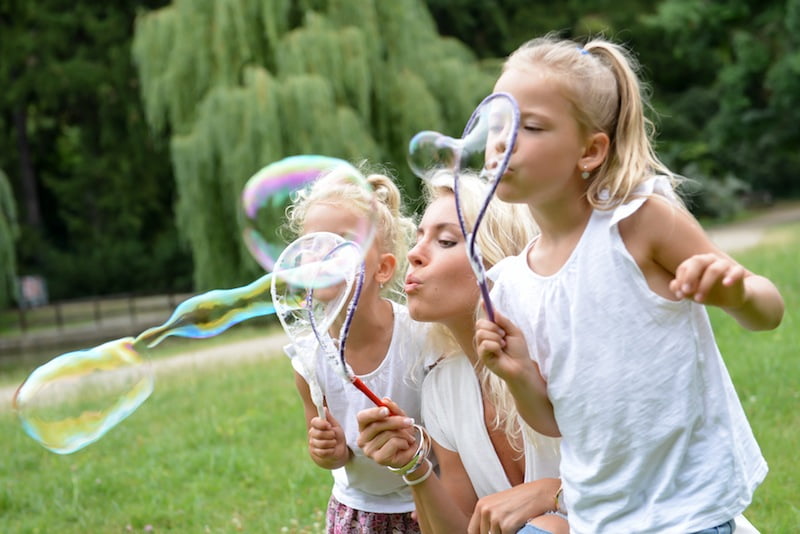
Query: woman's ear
578 131 610 173
376 253 397 286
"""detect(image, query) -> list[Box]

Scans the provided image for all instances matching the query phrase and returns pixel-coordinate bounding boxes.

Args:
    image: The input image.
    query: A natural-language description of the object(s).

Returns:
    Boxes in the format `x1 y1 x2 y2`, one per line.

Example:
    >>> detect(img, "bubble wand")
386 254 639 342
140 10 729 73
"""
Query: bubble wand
408 92 519 321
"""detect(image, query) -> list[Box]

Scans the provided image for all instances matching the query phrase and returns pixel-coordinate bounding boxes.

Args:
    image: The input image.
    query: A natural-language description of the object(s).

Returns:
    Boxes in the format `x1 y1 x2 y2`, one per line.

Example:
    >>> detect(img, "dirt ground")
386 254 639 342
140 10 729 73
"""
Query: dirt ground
4 202 799 411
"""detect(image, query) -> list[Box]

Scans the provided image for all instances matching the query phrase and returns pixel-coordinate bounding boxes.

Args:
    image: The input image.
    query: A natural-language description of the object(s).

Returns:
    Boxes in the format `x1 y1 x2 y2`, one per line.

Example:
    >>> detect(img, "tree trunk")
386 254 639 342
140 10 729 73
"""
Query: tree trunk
13 106 41 229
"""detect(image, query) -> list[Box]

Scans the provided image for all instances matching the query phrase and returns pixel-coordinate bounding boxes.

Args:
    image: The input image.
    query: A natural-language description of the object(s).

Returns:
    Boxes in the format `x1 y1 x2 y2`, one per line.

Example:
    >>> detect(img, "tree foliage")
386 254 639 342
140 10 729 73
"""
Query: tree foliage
132 0 494 290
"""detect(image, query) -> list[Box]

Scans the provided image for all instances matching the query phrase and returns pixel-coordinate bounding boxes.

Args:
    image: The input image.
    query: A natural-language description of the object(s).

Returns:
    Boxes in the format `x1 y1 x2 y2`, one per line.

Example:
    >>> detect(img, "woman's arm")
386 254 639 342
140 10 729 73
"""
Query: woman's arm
469 478 564 534
356 402 476 532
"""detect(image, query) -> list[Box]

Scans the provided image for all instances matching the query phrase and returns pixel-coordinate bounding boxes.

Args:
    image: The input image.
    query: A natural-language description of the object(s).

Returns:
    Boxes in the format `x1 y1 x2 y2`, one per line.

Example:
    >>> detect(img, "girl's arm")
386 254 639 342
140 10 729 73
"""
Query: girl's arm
294 371 350 470
619 196 784 331
475 311 560 437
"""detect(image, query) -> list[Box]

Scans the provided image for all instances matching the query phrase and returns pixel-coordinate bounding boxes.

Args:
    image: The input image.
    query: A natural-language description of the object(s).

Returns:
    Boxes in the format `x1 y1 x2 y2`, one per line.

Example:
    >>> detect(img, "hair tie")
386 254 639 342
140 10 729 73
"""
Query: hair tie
576 46 589 56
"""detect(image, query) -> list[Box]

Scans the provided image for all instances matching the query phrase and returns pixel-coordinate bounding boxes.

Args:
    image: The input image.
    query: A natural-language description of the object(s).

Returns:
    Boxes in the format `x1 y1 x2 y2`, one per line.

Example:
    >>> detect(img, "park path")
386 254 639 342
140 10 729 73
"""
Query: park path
3 202 800 411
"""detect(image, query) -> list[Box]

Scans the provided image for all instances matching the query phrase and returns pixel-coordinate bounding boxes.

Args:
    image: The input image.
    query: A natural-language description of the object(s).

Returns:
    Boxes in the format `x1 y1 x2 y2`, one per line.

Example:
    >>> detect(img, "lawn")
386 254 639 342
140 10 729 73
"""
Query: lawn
0 224 797 532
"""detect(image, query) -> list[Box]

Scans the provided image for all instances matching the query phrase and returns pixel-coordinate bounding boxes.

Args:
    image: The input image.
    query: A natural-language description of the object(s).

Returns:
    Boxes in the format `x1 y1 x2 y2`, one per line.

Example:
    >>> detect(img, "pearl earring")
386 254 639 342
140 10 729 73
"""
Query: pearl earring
581 166 590 180
379 282 385 289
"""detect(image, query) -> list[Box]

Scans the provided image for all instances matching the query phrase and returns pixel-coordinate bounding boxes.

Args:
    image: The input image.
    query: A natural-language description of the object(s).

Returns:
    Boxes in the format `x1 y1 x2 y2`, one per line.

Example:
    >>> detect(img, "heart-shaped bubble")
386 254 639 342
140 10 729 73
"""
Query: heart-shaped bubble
408 93 519 188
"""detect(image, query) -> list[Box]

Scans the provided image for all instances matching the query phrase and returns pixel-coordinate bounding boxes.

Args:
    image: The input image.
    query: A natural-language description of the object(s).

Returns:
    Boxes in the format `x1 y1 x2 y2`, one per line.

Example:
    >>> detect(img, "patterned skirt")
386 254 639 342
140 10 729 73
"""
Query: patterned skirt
326 494 420 533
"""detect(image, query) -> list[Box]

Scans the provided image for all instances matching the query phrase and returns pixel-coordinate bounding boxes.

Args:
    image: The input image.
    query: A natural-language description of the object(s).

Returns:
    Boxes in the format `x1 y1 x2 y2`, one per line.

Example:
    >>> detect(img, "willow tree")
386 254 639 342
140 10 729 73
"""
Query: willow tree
0 169 19 307
132 0 493 289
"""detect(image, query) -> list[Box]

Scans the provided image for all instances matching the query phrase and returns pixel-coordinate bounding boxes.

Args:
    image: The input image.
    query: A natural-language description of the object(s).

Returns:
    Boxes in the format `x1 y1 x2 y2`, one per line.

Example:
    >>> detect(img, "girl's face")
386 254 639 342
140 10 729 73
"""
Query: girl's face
489 67 587 205
302 201 384 302
404 194 480 328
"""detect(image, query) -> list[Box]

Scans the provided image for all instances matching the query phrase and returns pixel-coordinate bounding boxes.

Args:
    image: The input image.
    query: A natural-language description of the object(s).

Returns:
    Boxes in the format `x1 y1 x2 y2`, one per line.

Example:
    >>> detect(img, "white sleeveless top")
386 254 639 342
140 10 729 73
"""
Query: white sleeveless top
488 178 767 533
422 354 561 498
287 301 430 513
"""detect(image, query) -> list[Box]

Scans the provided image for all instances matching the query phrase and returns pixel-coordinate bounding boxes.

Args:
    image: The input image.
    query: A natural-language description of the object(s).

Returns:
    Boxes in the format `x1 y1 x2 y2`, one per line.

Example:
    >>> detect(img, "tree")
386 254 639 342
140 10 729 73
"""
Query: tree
132 0 494 290
0 0 191 300
0 168 19 307
640 0 800 207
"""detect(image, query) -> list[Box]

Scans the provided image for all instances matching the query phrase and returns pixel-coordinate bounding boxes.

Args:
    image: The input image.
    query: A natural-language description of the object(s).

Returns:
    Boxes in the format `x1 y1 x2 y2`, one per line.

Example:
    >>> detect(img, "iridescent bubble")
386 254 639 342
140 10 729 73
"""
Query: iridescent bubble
14 154 380 455
13 252 357 454
241 155 376 272
12 337 153 455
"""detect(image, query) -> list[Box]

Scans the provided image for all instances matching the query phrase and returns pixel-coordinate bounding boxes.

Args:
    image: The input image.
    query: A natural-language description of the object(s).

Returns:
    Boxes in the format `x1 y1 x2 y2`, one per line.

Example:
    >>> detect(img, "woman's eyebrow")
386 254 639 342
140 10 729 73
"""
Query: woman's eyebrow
416 222 460 235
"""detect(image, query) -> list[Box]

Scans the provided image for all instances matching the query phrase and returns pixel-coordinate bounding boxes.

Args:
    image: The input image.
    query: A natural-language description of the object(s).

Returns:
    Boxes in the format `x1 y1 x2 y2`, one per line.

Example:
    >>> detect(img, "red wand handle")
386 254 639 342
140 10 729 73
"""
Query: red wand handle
351 377 398 415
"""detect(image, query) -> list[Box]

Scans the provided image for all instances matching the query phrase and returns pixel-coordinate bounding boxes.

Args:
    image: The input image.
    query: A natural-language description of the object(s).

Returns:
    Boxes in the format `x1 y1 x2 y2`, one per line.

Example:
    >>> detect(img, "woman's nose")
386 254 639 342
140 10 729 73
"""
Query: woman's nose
407 242 426 266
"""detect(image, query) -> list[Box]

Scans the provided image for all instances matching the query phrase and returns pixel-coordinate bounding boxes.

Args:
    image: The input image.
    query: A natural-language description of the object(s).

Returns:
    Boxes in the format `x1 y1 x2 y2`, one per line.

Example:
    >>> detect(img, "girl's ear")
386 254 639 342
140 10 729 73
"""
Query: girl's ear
578 131 610 173
376 253 397 286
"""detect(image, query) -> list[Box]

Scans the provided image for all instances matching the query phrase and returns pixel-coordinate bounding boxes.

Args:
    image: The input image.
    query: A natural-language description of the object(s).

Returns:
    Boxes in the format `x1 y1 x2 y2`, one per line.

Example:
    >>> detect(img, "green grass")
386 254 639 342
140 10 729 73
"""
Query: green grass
0 224 798 532
0 355 330 533
709 223 800 531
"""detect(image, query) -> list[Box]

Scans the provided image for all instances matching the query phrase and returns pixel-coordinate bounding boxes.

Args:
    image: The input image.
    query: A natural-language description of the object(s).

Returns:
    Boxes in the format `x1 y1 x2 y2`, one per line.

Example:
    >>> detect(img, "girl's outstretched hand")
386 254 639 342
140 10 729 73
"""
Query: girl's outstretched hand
308 407 350 470
356 398 416 469
475 310 537 383
669 252 746 308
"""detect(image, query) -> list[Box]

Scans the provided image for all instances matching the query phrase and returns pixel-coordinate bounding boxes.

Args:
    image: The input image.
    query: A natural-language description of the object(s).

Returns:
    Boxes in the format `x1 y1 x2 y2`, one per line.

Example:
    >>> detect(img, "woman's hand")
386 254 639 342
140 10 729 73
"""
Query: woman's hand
467 479 563 534
356 398 416 469
307 407 350 469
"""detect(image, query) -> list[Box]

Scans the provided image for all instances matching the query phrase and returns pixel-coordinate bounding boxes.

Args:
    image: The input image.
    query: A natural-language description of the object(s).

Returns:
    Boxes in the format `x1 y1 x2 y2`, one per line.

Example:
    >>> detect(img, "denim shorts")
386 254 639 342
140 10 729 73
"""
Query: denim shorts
516 517 735 534
515 511 568 534
691 518 736 534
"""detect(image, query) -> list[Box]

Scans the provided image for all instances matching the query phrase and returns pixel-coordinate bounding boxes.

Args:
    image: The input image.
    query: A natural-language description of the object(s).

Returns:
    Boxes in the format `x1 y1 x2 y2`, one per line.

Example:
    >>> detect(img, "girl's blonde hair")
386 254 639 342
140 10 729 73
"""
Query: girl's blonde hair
285 162 416 298
504 33 682 207
422 171 542 451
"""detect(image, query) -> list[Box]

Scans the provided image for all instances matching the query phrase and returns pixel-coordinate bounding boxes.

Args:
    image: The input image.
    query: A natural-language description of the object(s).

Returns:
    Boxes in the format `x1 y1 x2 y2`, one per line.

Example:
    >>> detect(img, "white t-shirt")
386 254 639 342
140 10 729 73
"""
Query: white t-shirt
287 300 430 513
488 178 767 533
421 354 561 498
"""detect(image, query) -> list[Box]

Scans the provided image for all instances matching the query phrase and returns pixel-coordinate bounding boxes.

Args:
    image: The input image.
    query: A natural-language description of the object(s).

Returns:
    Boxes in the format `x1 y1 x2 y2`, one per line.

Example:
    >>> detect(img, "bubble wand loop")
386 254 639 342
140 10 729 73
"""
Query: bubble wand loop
306 250 397 415
453 93 519 321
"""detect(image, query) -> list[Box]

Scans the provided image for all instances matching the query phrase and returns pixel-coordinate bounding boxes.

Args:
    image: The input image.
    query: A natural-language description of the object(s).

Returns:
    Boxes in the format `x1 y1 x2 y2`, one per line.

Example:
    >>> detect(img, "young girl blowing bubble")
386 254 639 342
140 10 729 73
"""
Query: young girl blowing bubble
475 35 784 533
284 166 429 533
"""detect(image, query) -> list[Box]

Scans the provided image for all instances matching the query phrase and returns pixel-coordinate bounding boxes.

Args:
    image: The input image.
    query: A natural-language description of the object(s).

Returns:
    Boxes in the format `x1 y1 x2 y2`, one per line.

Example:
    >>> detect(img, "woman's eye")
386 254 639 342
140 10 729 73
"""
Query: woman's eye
523 124 542 132
438 239 457 248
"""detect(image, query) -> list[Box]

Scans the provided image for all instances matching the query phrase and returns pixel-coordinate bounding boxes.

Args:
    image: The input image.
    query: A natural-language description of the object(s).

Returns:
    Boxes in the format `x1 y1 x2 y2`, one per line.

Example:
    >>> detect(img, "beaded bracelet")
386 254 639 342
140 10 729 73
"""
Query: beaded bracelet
387 424 430 477
403 459 433 486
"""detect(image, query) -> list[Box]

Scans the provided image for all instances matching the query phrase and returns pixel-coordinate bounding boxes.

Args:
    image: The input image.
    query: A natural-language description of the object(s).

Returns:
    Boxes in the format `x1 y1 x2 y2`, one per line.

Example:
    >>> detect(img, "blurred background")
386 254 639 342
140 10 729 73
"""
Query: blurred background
1 0 798 352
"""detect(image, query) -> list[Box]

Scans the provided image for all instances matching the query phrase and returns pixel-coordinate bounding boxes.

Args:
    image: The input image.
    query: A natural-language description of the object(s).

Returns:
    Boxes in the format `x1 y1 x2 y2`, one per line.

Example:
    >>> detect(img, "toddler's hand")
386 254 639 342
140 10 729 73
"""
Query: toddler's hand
308 408 349 468
670 253 746 308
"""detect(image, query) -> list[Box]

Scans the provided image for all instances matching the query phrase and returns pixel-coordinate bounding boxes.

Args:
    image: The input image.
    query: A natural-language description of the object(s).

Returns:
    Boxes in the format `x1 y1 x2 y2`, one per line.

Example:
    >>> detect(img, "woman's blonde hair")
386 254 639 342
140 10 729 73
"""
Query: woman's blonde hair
422 171 542 451
285 162 416 298
504 33 682 207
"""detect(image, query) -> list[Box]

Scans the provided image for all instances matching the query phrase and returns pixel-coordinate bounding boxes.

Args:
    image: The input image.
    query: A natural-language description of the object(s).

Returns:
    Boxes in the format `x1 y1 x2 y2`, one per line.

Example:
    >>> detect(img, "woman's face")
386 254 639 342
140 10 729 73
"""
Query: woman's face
405 194 480 328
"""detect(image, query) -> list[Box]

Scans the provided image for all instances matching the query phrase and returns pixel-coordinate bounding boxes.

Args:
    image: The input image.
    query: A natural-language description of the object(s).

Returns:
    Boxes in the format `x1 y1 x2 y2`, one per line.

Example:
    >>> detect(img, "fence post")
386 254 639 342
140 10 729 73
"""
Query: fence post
54 302 64 331
128 294 137 326
94 298 102 326
17 306 27 333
